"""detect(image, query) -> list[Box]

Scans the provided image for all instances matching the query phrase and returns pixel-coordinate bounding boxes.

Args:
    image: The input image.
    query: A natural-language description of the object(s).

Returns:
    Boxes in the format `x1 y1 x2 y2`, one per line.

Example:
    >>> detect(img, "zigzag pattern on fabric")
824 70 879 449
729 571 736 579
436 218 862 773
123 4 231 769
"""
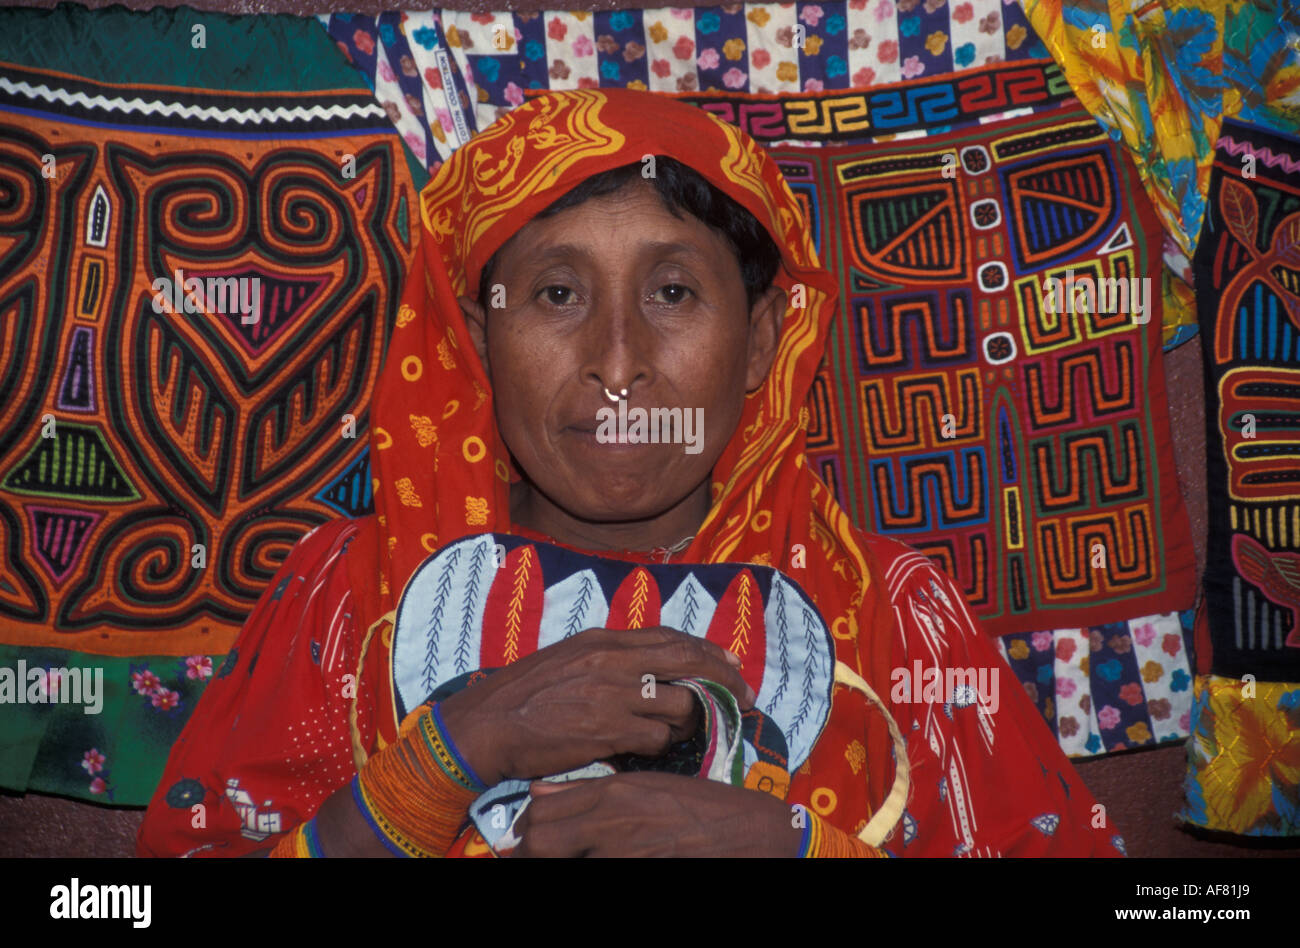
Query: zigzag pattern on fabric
0 76 388 124
1214 134 1300 175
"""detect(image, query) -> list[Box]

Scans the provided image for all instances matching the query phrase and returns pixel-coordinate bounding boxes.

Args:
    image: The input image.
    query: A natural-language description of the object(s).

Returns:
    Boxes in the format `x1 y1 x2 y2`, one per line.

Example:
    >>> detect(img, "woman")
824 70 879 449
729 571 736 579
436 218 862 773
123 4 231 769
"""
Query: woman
138 89 1121 857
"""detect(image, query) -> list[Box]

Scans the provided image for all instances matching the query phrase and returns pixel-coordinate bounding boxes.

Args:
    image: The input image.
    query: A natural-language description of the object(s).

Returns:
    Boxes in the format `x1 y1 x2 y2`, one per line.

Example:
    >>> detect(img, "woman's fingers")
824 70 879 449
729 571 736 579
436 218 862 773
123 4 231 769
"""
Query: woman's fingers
618 627 757 709
634 679 700 740
660 687 703 743
471 626 757 781
513 779 609 857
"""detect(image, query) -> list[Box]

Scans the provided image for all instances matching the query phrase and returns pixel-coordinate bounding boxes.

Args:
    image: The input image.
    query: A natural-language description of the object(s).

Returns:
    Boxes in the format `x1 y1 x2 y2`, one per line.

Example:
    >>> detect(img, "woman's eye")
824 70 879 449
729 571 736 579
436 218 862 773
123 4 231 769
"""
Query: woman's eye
652 284 692 304
539 285 574 305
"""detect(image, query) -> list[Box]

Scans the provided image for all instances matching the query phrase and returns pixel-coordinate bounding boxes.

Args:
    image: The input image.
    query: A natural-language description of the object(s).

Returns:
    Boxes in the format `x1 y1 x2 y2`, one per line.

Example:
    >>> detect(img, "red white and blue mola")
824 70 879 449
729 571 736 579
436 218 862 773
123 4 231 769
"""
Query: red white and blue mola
390 532 837 782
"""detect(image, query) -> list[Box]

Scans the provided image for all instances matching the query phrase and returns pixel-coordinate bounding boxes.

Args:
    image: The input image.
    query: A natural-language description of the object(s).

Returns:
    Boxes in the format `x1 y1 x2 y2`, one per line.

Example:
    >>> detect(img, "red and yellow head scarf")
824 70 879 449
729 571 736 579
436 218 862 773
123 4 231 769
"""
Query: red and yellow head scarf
366 88 900 825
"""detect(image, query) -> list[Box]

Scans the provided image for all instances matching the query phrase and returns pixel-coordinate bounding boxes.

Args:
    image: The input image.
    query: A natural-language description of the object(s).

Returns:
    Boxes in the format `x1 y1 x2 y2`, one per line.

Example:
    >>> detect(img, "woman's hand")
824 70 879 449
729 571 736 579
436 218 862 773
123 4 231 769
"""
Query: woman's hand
505 771 801 857
437 626 756 787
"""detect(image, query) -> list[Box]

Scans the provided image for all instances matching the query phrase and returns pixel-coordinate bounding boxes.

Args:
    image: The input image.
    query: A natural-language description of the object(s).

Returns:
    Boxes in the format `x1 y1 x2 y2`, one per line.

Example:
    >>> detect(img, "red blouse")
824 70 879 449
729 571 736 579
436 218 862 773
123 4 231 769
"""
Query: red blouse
137 515 1123 858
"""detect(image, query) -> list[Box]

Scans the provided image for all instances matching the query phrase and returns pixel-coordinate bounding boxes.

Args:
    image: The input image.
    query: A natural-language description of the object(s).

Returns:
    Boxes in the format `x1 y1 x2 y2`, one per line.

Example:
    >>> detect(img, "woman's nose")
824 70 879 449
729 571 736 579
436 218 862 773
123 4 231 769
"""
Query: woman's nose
580 297 654 397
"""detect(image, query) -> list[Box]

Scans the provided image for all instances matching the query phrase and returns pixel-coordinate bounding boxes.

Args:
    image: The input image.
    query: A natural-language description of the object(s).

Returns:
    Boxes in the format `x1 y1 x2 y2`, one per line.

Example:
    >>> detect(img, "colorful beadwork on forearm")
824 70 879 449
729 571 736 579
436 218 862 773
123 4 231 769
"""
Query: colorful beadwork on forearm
800 810 886 858
269 816 325 858
350 702 486 858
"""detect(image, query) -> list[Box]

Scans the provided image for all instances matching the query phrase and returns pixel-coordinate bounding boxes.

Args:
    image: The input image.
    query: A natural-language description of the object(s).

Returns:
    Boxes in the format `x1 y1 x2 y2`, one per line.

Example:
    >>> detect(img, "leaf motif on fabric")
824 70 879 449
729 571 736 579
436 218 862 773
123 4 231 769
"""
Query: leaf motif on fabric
681 580 700 634
1220 177 1259 254
503 546 534 663
564 573 594 638
456 542 489 674
769 575 792 709
422 543 461 695
660 573 714 638
707 569 766 693
608 566 661 629
1270 211 1300 260
730 571 755 657
790 607 821 740
629 569 650 628
479 544 542 666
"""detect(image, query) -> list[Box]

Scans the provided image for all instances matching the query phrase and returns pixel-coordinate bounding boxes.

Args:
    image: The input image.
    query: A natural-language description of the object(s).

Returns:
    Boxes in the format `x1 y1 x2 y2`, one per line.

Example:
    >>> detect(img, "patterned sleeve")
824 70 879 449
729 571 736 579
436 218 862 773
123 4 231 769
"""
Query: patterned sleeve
874 540 1125 857
136 518 377 857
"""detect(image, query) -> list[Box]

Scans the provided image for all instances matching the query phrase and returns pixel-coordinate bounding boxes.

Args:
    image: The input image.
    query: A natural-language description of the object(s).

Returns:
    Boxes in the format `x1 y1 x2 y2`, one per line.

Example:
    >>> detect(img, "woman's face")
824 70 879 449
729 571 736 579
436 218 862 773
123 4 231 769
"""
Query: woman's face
460 177 785 544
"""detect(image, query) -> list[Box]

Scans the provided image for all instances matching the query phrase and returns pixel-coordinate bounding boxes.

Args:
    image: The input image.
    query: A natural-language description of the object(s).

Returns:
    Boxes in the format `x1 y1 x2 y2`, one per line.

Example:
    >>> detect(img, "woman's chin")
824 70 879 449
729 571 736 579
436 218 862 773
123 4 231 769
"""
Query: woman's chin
518 441 712 528
570 489 678 523
549 476 692 526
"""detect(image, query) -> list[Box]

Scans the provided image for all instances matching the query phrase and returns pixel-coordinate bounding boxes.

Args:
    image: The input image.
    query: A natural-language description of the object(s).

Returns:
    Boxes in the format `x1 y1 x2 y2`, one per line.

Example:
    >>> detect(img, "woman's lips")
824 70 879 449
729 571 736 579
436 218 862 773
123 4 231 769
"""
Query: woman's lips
564 425 653 451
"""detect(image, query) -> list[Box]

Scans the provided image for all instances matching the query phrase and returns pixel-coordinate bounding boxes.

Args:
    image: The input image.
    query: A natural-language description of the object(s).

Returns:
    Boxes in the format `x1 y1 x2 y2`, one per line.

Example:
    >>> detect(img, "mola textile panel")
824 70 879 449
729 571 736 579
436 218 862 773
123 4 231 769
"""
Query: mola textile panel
0 4 418 803
1181 119 1300 836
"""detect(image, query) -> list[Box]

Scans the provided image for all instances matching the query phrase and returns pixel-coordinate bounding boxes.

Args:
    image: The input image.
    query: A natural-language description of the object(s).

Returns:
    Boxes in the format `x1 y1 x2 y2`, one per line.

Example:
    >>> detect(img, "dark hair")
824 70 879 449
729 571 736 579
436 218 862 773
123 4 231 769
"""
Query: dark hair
477 156 783 311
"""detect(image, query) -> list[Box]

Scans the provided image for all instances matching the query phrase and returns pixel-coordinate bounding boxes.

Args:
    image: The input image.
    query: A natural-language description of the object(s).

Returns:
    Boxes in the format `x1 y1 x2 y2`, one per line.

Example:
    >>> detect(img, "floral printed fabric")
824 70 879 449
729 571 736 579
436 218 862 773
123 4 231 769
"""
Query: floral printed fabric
998 611 1197 758
319 2 1050 171
1018 0 1300 348
321 12 476 176
0 643 224 804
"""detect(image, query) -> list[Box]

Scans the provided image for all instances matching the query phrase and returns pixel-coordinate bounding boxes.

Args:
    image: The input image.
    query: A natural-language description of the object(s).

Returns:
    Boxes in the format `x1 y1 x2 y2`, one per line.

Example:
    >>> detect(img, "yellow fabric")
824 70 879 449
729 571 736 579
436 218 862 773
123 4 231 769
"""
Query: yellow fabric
1019 0 1300 346
1181 673 1300 835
